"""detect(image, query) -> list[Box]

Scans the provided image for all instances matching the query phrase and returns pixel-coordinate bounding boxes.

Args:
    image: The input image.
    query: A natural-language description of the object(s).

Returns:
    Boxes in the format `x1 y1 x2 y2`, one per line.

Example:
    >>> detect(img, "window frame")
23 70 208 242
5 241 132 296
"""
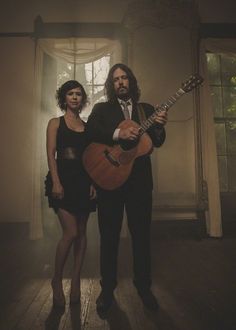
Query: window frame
207 52 236 192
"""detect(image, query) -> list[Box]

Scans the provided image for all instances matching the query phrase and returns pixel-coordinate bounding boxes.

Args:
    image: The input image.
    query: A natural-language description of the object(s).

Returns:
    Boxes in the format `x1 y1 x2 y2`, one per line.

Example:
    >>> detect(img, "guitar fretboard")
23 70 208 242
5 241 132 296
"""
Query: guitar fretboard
138 88 185 135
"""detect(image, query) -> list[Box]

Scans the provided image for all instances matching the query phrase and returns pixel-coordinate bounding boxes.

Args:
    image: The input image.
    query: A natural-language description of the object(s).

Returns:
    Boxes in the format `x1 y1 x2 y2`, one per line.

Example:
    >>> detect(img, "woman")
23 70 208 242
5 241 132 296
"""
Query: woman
45 80 96 307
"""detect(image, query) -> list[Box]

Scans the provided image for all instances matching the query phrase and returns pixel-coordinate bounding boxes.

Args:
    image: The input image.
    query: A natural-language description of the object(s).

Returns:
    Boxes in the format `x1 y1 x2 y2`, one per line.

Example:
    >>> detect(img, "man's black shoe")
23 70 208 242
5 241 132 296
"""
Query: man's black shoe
96 291 114 316
138 289 159 311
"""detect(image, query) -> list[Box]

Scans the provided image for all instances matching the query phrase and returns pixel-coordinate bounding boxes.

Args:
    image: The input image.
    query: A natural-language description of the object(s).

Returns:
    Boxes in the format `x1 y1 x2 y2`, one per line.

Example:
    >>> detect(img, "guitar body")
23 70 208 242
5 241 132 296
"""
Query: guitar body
82 119 153 190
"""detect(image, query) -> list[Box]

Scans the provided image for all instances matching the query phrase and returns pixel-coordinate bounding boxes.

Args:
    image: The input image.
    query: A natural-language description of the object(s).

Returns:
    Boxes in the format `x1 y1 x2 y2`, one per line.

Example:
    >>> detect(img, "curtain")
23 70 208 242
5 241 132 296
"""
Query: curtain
30 38 121 239
30 44 44 239
199 38 236 237
39 38 121 64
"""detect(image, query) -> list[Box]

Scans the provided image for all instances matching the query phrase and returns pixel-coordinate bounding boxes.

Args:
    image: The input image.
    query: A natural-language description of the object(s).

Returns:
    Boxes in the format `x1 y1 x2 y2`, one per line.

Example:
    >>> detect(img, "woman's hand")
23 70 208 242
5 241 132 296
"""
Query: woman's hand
90 185 97 200
52 182 64 199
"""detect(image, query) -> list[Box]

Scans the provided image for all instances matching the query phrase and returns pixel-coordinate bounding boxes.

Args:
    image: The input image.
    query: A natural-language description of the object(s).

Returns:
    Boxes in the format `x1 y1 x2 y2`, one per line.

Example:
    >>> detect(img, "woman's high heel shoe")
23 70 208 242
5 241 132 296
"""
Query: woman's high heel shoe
51 279 66 308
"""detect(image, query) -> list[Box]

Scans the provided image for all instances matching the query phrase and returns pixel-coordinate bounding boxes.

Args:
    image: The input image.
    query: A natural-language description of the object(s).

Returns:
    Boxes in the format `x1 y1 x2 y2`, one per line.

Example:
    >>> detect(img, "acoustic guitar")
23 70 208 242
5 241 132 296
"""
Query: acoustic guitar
83 74 203 190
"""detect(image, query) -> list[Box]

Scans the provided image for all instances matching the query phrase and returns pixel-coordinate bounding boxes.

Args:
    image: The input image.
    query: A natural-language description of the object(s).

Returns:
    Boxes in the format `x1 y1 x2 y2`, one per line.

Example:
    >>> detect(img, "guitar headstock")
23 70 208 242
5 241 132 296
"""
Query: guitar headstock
181 74 204 93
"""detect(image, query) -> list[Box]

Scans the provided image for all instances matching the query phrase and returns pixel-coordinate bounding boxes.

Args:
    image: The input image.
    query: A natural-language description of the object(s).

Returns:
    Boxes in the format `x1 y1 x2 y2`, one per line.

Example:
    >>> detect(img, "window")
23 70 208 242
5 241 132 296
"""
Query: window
40 37 121 121
56 55 111 120
207 53 236 192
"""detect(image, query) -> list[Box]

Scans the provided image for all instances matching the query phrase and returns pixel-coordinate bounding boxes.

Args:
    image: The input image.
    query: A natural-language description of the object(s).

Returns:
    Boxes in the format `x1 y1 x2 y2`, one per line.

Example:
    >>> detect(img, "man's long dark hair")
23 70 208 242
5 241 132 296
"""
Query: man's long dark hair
105 63 140 103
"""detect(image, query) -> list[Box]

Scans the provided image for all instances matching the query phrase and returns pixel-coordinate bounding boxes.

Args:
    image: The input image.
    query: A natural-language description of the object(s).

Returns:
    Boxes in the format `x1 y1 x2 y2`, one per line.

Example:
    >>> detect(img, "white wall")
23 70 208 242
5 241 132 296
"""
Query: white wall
0 37 34 221
132 26 195 209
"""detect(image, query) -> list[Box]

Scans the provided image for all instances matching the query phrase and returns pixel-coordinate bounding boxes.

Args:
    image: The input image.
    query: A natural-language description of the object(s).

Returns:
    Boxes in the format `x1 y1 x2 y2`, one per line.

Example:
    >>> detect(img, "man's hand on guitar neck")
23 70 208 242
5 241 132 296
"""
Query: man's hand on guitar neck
153 109 168 127
118 126 140 141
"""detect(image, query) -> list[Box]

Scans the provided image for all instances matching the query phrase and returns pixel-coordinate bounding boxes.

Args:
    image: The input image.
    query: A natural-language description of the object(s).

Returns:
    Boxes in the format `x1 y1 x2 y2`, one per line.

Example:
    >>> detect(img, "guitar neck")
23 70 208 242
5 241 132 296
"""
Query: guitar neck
139 87 186 135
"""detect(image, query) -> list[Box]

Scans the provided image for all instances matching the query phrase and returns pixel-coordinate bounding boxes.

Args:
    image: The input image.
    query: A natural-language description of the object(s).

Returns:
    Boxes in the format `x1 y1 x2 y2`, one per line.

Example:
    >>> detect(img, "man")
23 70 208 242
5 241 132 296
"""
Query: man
85 63 168 314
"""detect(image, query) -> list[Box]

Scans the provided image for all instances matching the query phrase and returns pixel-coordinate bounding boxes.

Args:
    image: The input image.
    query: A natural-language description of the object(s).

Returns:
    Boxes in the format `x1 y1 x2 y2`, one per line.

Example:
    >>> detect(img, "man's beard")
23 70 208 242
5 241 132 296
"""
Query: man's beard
117 86 129 100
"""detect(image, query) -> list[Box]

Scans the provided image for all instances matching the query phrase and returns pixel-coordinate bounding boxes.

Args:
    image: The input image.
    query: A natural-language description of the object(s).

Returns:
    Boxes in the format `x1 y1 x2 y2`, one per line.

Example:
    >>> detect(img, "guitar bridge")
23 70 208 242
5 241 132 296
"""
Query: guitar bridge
104 149 120 167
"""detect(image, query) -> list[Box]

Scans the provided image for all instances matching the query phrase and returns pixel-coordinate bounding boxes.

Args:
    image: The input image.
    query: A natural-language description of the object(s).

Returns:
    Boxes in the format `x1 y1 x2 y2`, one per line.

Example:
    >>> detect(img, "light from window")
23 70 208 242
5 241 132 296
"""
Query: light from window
207 53 236 192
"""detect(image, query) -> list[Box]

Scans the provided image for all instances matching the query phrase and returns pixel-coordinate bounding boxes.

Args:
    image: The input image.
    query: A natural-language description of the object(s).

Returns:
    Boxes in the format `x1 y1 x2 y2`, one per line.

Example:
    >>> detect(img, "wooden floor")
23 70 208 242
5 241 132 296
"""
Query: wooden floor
0 216 236 330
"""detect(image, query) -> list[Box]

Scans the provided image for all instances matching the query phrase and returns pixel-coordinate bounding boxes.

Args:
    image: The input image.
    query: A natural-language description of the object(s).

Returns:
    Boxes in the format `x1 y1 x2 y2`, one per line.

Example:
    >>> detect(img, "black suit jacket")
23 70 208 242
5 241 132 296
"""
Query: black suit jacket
85 99 166 191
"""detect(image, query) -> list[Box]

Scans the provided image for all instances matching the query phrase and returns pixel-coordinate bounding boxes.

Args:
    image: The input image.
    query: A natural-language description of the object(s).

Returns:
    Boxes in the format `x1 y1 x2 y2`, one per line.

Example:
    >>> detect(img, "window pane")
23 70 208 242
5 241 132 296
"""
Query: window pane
93 56 110 84
215 123 226 155
86 85 106 104
84 62 92 84
211 86 223 117
226 121 236 155
93 85 106 103
218 156 228 192
228 156 236 191
221 56 236 86
75 64 87 86
207 53 221 85
86 85 93 103
223 86 236 117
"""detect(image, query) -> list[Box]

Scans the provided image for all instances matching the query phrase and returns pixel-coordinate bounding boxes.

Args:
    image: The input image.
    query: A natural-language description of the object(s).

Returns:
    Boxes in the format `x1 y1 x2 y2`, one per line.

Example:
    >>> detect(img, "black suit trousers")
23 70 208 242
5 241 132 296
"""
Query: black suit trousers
97 180 152 293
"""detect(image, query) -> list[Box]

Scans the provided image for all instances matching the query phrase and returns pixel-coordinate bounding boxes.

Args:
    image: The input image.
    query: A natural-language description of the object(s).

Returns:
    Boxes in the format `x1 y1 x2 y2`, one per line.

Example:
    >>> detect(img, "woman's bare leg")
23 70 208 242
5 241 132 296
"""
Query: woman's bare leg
70 212 89 303
52 208 79 306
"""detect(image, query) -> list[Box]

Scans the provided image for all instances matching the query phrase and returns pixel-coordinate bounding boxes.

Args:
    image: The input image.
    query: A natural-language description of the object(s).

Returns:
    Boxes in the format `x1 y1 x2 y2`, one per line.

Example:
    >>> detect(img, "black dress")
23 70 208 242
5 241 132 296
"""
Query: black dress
45 116 96 215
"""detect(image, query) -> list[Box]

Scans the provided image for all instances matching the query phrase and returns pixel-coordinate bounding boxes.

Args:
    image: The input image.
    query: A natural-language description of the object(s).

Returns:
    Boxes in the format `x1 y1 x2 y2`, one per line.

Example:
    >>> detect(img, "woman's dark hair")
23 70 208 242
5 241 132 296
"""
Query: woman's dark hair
56 80 88 112
105 63 140 103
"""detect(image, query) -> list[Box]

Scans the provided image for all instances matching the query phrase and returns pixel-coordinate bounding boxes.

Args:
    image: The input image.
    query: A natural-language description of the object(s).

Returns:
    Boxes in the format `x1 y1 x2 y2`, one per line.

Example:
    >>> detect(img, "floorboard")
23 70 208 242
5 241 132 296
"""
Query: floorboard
0 219 236 330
